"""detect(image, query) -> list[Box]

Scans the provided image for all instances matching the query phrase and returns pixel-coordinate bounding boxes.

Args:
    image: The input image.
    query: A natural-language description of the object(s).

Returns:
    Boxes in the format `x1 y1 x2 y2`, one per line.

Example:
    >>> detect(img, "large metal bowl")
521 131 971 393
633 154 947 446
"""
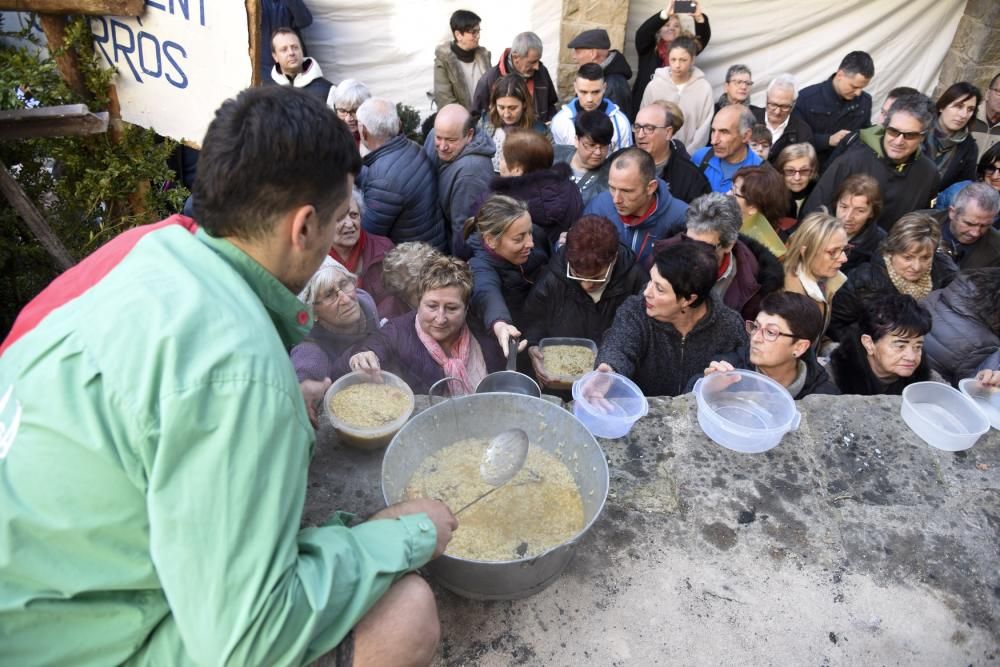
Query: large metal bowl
381 392 608 600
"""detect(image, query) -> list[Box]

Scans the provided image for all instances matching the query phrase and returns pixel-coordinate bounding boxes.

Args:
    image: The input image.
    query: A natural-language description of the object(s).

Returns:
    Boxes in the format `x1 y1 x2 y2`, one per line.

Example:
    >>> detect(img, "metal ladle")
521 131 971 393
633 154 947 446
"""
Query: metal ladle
454 427 530 515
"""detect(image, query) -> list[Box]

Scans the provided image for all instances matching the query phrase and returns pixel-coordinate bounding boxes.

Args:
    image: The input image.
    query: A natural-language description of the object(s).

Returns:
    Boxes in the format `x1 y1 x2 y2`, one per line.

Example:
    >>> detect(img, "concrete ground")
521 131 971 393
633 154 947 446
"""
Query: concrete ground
304 394 1000 666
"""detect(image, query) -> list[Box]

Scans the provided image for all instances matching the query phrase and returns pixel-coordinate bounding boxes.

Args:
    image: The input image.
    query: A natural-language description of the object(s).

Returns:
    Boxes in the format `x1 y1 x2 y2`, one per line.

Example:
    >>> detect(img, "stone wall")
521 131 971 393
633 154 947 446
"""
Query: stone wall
557 0 631 101
934 0 1000 98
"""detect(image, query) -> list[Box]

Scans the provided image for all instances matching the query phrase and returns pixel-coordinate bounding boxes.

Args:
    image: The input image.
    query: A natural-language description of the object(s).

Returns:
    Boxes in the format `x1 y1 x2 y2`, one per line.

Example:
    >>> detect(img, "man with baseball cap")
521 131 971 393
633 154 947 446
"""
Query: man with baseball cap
568 27 633 121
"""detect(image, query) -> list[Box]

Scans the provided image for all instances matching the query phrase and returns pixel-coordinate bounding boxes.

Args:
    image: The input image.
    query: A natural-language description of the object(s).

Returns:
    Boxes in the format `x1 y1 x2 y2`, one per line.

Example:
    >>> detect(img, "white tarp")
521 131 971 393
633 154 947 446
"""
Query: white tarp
302 0 965 121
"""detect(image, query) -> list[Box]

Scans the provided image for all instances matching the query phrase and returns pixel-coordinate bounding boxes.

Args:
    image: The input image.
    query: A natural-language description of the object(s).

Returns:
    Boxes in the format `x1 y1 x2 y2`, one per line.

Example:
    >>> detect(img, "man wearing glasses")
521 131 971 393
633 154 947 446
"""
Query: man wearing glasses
803 94 940 232
971 72 1000 160
633 100 710 203
750 74 814 163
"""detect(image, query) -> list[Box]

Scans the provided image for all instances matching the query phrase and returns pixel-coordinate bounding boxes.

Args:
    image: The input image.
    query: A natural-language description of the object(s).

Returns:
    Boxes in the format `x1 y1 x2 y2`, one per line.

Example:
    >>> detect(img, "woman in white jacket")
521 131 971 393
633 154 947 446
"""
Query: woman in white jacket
639 35 713 151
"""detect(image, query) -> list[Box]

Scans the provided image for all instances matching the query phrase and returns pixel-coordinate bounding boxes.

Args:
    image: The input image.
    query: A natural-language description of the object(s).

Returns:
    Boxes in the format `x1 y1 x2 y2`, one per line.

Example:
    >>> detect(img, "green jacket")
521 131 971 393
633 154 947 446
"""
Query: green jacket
0 217 436 666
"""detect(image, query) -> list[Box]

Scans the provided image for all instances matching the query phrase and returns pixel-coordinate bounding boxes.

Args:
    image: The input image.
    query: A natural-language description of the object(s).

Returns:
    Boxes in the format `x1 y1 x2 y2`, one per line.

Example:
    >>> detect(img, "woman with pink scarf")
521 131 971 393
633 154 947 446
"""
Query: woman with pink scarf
344 256 506 395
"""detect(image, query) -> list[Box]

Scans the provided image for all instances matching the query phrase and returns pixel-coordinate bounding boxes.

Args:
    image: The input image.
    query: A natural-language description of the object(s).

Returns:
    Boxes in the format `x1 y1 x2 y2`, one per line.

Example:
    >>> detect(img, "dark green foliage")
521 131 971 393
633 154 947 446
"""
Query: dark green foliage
396 102 422 143
0 16 187 335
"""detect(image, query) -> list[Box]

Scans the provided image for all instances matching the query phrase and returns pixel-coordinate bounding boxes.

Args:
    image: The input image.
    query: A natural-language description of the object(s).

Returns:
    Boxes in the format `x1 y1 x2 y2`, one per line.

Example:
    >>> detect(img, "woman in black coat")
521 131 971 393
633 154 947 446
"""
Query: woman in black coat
523 216 649 387
829 212 956 342
632 2 711 115
925 82 982 191
832 173 885 274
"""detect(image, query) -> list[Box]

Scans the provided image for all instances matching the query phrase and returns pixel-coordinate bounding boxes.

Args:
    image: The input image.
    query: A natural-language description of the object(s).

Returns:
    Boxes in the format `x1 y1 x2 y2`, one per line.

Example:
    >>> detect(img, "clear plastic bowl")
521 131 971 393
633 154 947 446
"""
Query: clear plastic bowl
539 337 598 390
958 378 1000 431
693 370 800 453
902 381 989 451
571 371 648 439
323 371 415 450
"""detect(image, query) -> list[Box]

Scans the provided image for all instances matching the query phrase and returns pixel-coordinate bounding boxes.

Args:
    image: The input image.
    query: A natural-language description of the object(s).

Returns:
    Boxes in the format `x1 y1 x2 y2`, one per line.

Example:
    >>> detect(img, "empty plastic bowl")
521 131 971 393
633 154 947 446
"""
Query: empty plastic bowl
572 371 648 439
958 378 1000 431
323 371 415 450
693 370 800 453
902 381 989 451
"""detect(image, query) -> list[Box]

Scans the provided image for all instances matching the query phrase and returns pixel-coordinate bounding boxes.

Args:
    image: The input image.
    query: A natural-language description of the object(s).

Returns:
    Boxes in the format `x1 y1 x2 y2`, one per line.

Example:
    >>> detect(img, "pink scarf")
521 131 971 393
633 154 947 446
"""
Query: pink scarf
414 317 488 395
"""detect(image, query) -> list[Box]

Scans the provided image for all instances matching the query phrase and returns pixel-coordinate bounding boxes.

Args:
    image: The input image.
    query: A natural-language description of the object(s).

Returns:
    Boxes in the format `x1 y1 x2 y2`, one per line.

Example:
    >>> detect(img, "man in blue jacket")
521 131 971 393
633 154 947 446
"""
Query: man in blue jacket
691 104 763 194
584 147 688 266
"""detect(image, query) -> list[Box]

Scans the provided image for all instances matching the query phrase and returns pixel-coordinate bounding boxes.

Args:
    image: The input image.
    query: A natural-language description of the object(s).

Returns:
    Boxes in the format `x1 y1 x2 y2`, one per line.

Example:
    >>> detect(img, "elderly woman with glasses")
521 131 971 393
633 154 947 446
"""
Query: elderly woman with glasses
291 257 381 423
652 192 784 321
328 79 371 149
782 212 850 346
345 256 505 395
700 291 839 399
522 215 648 387
774 142 818 222
828 212 956 342
593 240 747 397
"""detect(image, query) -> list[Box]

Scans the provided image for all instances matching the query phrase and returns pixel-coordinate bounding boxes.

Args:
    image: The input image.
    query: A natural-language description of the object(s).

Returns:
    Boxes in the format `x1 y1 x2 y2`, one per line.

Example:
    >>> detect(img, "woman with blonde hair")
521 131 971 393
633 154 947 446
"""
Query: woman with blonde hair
782 212 849 344
346 256 505 395
464 194 548 356
829 212 957 341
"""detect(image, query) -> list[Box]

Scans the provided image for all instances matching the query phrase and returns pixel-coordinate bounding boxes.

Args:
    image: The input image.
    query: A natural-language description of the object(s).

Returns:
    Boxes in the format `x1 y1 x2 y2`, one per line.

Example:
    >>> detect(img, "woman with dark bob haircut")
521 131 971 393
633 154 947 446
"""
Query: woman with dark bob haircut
523 215 648 387
925 81 982 191
732 164 790 257
594 240 748 396
700 291 839 399
828 293 939 395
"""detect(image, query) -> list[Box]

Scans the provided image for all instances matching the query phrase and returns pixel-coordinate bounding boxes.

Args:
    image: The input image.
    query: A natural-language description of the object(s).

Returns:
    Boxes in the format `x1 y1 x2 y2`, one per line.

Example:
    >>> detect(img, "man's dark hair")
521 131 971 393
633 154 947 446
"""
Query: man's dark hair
450 10 481 34
885 93 936 132
977 142 1000 180
759 291 824 348
270 26 299 53
193 86 361 241
838 51 874 79
612 147 657 185
574 109 613 145
887 86 919 100
653 240 717 309
860 294 932 342
577 62 605 82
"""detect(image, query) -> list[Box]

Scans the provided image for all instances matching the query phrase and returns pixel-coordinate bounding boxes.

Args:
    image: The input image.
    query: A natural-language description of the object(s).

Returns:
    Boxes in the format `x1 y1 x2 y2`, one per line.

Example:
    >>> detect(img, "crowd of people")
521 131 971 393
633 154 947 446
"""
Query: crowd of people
2 2 1000 665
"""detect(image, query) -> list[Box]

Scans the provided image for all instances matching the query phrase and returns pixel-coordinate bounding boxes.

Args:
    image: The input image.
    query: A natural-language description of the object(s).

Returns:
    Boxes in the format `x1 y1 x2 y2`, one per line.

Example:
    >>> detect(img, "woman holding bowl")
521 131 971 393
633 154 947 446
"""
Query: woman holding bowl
345 256 505 395
595 240 747 397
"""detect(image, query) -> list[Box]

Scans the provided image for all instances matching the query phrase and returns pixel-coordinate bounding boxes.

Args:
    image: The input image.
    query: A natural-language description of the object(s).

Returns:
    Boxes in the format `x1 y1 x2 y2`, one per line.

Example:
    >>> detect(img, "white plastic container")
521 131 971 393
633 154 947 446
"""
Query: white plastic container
323 371 415 450
901 381 989 451
958 378 1000 431
571 371 648 439
693 370 800 453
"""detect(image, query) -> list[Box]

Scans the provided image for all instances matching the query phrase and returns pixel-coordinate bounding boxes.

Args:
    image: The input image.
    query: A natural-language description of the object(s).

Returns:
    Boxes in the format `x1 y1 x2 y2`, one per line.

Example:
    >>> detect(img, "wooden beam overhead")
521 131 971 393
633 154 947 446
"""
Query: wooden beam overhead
0 0 142 15
0 104 109 139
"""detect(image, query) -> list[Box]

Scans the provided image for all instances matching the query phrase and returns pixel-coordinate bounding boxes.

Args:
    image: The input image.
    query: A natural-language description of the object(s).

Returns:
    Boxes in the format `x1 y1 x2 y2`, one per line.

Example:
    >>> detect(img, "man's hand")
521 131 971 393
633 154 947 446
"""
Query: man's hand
299 377 332 428
580 364 616 414
829 129 850 147
493 321 525 357
527 346 553 387
349 351 382 381
371 499 458 559
975 369 1000 389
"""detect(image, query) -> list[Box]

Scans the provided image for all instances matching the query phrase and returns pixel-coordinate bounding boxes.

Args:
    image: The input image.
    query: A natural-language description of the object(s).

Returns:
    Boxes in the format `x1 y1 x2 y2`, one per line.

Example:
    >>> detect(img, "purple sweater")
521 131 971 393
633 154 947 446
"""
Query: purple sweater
290 290 379 382
331 311 506 394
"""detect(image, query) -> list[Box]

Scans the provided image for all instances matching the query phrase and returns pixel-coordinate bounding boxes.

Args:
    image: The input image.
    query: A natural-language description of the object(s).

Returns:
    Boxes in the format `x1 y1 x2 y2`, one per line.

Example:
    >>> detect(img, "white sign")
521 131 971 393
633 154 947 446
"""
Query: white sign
90 1 252 145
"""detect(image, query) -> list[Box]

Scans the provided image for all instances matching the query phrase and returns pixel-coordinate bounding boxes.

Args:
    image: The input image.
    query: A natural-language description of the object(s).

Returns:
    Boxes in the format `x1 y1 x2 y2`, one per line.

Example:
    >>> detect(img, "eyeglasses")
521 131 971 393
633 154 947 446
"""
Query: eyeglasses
316 276 358 305
464 27 481 35
566 259 615 283
728 79 753 87
766 101 793 112
745 320 797 342
632 123 669 135
989 88 1000 95
824 243 854 259
732 190 746 200
984 165 1000 176
335 107 358 117
885 126 926 141
579 138 610 154
783 167 813 178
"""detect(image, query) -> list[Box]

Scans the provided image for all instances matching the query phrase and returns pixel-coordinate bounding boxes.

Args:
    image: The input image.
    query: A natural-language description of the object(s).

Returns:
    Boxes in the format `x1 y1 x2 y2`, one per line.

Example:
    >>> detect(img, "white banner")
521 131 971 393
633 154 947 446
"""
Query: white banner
89 1 252 145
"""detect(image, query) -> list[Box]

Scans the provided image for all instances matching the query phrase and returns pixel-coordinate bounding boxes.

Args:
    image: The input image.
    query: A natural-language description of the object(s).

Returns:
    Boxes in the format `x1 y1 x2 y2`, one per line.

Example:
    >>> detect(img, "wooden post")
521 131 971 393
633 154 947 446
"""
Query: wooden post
247 0 261 87
0 162 76 271
38 14 89 101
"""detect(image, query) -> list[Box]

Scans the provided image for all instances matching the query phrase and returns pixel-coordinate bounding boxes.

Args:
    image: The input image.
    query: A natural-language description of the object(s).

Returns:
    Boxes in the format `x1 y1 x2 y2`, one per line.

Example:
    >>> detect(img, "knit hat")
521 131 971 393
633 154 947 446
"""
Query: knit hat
568 29 610 50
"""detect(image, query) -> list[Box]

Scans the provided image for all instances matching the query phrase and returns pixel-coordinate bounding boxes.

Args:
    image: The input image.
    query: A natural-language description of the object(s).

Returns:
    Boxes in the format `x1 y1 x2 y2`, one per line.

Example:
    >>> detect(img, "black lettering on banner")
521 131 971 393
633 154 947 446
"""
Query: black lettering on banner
89 15 190 90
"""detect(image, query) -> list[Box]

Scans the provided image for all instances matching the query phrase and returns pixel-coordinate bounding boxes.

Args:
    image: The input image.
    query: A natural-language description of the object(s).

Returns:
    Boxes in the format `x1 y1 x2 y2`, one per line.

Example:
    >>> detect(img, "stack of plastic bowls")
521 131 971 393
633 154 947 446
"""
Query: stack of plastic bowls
571 371 648 439
958 378 1000 431
901 381 989 451
693 370 800 453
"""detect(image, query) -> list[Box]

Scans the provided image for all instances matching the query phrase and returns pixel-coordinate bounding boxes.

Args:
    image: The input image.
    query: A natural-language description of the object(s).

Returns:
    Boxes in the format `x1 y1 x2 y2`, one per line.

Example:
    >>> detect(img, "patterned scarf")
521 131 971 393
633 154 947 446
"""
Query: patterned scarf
414 316 487 396
883 254 933 300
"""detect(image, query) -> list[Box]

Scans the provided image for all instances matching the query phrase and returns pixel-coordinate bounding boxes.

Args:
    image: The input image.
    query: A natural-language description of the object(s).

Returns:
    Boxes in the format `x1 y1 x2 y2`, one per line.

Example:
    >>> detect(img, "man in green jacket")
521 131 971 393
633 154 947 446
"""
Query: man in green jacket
0 86 456 666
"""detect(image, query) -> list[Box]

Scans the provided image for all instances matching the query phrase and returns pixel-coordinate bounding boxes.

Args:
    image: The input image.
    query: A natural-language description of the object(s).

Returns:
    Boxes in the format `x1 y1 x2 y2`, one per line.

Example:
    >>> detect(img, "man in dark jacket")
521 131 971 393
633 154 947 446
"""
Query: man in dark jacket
259 0 312 76
423 104 496 254
635 101 711 204
802 94 940 231
267 28 332 101
751 74 813 163
356 98 445 250
472 31 558 123
795 51 874 171
936 182 1000 269
568 28 634 121
583 148 688 266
